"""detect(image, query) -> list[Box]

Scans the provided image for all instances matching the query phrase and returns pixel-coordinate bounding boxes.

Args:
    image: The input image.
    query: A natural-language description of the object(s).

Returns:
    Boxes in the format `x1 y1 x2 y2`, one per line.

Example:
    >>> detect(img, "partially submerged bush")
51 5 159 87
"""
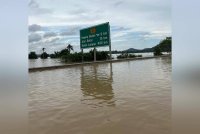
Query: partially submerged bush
153 47 163 56
61 52 82 62
61 50 109 62
40 52 49 59
117 53 142 59
29 52 38 59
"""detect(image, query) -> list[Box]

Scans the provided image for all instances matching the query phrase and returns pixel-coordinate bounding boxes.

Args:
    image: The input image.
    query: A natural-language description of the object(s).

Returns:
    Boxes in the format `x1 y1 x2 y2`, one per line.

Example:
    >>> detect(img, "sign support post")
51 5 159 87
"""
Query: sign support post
109 45 111 60
94 47 96 62
81 49 83 62
108 24 112 60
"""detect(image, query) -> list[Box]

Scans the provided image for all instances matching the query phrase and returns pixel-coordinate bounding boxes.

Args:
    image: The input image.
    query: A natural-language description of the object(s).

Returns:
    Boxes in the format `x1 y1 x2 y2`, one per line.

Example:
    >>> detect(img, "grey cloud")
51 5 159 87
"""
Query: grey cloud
43 32 57 38
114 1 124 7
60 26 80 36
29 24 41 32
29 33 42 43
29 40 66 54
60 31 76 36
49 38 60 43
29 0 39 8
29 0 53 15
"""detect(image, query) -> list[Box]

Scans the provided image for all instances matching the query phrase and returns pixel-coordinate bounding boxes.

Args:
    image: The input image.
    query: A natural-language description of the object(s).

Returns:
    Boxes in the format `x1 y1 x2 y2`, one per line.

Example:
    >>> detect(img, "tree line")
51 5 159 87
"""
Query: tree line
29 37 171 60
29 44 74 59
29 44 109 62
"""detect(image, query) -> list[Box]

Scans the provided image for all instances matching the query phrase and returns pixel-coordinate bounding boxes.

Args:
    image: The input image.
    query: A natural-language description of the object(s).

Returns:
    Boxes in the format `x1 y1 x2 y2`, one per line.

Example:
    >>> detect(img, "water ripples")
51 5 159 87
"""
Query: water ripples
29 57 171 134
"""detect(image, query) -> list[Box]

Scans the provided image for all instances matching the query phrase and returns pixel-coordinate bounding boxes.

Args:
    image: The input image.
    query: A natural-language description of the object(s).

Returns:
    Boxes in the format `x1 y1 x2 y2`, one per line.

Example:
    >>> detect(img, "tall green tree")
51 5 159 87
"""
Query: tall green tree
42 48 45 59
154 46 162 56
42 47 45 52
155 37 171 53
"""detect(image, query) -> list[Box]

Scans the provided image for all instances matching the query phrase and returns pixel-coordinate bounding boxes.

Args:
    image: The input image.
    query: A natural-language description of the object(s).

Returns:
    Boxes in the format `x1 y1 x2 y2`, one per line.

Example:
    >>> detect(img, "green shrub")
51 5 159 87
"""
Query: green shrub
61 50 109 62
29 52 38 59
40 52 49 59
154 47 163 56
128 54 136 58
117 53 142 59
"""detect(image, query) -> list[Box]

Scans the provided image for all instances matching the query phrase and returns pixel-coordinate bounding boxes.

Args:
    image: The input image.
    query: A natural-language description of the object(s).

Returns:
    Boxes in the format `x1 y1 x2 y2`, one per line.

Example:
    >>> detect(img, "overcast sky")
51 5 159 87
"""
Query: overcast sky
29 0 171 54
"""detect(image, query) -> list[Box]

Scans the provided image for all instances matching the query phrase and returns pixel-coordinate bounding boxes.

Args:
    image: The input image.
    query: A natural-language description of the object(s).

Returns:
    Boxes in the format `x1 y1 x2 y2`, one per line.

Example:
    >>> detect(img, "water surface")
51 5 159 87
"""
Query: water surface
29 52 167 68
29 57 171 134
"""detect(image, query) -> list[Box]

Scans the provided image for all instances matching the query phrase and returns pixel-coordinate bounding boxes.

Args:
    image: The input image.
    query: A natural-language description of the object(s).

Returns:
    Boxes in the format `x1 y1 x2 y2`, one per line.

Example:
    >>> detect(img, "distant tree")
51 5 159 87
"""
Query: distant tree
41 48 46 59
50 51 60 58
42 47 45 53
155 37 171 53
29 51 38 59
49 54 56 58
40 52 49 59
60 49 69 56
166 37 172 40
66 44 73 54
154 46 163 56
61 50 109 62
54 51 60 56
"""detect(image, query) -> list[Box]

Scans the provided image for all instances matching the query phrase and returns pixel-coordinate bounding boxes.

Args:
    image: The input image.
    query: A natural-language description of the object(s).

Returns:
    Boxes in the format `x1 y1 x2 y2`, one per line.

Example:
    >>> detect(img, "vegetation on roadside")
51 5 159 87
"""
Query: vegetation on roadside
28 37 171 60
40 48 49 59
29 52 38 59
40 52 49 59
49 44 74 58
61 50 109 62
153 46 163 56
28 43 109 62
153 37 171 56
154 37 171 53
117 53 142 59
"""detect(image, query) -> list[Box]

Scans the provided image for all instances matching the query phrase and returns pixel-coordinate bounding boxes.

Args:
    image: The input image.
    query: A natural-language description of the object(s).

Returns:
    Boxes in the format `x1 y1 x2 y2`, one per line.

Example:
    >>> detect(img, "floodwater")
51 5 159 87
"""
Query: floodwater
29 58 65 68
29 57 171 134
29 53 163 68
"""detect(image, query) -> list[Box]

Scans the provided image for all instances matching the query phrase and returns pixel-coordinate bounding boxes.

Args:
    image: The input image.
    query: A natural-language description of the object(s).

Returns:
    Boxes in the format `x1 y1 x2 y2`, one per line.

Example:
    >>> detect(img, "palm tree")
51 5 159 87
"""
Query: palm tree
42 47 45 53
66 44 73 54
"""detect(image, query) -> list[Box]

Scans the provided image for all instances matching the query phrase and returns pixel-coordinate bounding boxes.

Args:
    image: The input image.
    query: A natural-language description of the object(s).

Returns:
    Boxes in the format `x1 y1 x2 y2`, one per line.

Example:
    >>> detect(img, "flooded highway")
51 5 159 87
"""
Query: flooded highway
29 57 171 134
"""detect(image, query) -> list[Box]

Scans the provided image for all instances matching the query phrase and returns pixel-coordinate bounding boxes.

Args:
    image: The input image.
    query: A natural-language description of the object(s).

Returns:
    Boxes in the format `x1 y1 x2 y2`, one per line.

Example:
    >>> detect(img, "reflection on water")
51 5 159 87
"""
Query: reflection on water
29 57 171 134
80 63 115 107
29 58 65 68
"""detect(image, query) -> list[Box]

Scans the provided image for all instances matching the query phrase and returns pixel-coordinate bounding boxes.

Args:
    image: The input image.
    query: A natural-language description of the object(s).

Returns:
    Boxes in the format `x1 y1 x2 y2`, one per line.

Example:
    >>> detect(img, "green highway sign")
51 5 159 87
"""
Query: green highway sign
80 22 110 49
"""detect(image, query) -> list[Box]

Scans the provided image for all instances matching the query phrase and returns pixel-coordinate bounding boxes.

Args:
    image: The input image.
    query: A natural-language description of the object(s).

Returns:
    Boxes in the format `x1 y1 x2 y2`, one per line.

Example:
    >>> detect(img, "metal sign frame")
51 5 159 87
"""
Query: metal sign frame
80 22 111 62
80 22 111 49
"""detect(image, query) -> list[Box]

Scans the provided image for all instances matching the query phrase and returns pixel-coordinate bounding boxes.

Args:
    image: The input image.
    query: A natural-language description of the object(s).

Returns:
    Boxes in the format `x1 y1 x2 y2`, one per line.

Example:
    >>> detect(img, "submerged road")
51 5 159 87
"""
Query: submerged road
29 55 171 72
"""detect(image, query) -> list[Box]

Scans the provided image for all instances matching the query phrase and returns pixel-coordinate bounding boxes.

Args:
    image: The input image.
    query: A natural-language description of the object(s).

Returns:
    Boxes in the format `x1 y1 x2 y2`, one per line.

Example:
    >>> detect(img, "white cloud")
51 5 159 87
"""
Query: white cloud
29 0 53 16
29 0 170 30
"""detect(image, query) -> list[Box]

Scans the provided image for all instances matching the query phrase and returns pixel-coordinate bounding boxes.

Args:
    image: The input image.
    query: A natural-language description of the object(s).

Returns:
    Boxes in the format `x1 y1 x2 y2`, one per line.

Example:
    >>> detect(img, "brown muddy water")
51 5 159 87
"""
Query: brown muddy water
29 57 171 134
